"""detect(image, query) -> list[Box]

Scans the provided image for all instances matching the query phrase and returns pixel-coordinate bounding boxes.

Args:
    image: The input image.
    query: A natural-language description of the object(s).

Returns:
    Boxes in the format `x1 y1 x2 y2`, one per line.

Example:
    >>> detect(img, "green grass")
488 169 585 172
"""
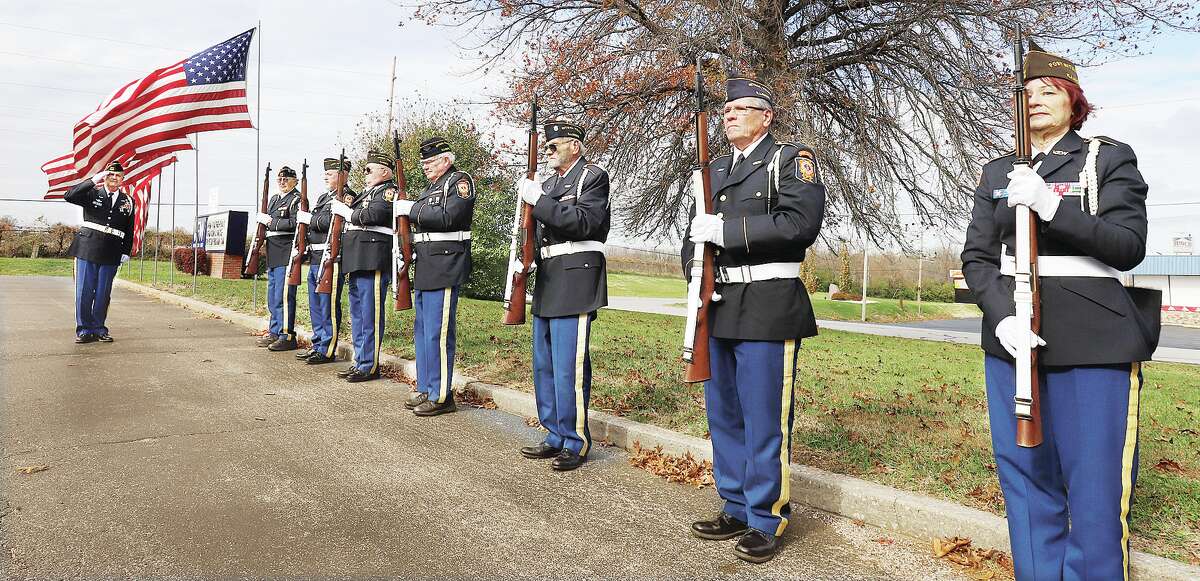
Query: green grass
0 256 75 276
608 272 687 298
6 256 1198 563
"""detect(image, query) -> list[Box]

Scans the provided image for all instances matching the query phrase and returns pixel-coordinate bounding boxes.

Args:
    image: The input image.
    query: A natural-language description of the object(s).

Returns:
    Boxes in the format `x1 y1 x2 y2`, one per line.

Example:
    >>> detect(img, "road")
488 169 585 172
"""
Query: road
0 276 966 579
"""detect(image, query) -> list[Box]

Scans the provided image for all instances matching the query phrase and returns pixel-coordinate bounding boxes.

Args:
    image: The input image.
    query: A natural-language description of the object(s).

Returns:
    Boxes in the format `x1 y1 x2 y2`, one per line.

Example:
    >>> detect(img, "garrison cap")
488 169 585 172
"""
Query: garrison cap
1024 41 1079 86
725 77 774 106
277 166 297 178
323 157 351 172
419 136 453 161
544 121 584 142
104 160 124 173
365 149 394 167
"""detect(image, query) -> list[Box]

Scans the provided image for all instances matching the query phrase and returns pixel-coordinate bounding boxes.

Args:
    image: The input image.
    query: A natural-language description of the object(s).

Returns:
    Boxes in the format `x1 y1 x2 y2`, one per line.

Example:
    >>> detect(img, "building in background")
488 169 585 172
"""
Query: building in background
1126 254 1200 327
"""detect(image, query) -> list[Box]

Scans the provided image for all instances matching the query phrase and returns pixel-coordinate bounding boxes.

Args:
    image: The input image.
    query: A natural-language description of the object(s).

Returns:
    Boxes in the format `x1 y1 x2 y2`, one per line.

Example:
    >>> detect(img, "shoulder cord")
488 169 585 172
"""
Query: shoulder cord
766 147 784 210
1082 138 1101 216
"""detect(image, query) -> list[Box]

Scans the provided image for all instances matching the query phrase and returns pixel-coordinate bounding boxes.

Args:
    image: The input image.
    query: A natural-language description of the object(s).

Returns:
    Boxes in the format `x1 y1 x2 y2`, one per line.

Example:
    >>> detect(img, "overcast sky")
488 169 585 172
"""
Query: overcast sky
1 1 1197 254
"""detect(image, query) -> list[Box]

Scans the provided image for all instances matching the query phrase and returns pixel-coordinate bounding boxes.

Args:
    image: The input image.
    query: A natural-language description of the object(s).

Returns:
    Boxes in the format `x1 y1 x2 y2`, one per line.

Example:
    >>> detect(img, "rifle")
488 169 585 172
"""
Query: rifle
392 131 413 311
243 162 270 276
1011 26 1043 448
501 97 538 325
682 56 717 383
286 159 309 285
316 149 349 294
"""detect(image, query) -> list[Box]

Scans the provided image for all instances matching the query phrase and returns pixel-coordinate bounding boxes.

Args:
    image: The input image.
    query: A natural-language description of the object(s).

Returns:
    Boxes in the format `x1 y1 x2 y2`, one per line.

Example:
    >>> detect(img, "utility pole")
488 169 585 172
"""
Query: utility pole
386 56 397 136
917 229 925 316
861 243 869 322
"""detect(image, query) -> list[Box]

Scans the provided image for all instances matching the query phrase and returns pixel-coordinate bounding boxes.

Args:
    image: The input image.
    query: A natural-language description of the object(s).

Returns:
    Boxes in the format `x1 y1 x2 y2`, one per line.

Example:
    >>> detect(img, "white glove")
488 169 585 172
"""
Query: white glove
120 254 130 264
518 178 542 206
394 199 415 215
91 171 109 185
1006 165 1060 221
510 259 535 274
296 210 312 225
255 212 272 226
995 315 1047 359
330 199 353 220
688 213 725 247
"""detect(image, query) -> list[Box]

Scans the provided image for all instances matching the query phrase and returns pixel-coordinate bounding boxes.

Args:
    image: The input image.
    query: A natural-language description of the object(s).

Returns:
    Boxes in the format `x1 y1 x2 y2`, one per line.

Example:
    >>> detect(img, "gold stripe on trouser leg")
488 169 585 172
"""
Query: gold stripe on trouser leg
369 270 383 374
1119 362 1142 581
437 287 452 403
771 339 798 537
325 262 342 358
573 313 591 456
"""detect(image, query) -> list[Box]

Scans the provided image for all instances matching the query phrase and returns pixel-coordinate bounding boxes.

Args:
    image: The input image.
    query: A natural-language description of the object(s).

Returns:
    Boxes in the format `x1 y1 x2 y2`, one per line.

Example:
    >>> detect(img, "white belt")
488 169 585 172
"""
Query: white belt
413 231 471 243
539 240 605 259
344 224 394 235
266 230 292 237
308 243 328 251
82 221 124 239
1000 255 1121 279
716 262 801 284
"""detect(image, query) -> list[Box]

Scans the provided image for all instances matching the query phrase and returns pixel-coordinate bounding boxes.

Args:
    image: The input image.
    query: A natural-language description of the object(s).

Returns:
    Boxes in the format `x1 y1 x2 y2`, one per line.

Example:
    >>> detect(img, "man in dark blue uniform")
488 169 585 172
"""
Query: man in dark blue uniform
295 157 351 365
396 137 476 417
63 160 136 344
515 121 610 472
256 166 301 351
330 150 395 383
682 79 826 563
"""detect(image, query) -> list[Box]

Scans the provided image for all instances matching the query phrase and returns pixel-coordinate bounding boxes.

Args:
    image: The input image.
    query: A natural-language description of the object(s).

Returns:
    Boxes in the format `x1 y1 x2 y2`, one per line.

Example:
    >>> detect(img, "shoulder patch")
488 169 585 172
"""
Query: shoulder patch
456 180 472 199
795 157 818 183
383 188 396 202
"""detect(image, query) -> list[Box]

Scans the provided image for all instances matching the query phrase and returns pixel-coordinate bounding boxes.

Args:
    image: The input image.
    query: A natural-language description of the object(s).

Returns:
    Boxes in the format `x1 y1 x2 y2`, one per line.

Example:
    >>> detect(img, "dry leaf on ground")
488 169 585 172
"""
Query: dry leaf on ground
16 465 49 475
628 441 714 488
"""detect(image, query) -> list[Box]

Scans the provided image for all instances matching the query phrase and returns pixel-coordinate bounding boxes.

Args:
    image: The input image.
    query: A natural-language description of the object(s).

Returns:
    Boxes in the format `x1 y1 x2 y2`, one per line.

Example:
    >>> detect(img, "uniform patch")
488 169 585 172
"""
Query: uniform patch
1048 181 1083 198
992 189 1009 199
457 181 471 198
119 198 133 214
796 157 818 183
383 189 395 202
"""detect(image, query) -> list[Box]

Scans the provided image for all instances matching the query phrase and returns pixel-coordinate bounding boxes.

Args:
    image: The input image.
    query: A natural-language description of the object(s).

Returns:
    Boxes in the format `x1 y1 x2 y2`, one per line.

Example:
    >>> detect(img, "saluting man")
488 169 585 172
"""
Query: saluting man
330 150 395 383
255 166 302 351
515 121 610 472
681 79 826 563
63 160 136 344
295 157 352 365
961 46 1156 581
394 137 476 417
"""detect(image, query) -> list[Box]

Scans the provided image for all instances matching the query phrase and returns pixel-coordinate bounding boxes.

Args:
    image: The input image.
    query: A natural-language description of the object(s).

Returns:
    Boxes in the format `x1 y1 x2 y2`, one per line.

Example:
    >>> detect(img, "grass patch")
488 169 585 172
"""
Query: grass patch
7 256 1198 563
0 256 75 276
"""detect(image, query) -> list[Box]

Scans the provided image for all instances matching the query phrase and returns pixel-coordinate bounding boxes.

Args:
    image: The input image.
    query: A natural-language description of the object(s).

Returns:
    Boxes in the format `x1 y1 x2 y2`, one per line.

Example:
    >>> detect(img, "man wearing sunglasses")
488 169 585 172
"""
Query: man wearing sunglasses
329 150 397 383
515 121 610 472
682 78 826 563
255 165 302 351
391 136 476 417
294 157 352 365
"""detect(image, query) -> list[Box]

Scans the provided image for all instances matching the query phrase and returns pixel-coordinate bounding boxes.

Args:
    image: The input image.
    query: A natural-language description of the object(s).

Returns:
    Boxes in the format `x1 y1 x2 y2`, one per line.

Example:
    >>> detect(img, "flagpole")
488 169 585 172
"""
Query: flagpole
170 162 177 286
153 171 163 284
251 20 262 315
386 56 396 135
139 182 147 281
193 133 199 296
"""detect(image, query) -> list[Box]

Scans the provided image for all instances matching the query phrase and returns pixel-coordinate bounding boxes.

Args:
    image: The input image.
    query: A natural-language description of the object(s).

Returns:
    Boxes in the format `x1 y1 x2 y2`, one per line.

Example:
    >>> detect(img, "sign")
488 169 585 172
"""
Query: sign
194 210 248 255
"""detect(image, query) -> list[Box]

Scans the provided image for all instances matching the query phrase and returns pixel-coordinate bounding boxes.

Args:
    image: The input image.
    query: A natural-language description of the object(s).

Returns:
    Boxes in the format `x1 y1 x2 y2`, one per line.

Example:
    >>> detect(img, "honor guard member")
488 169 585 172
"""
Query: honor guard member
330 150 395 383
961 47 1157 581
393 137 476 417
681 79 826 563
295 157 352 365
63 160 136 344
515 121 610 472
255 165 302 351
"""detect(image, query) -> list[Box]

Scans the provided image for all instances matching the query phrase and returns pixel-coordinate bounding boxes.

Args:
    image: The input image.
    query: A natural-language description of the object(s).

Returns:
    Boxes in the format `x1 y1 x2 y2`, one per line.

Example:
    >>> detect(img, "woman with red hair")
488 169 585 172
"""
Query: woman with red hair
961 47 1158 580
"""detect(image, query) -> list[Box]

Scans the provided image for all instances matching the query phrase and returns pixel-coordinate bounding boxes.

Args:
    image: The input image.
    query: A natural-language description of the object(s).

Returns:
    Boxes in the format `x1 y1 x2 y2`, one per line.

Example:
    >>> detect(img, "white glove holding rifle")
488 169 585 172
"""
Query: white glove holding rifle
518 177 542 206
296 210 312 225
688 213 725 247
330 199 353 221
1006 165 1060 221
255 212 272 226
995 315 1047 359
394 200 415 215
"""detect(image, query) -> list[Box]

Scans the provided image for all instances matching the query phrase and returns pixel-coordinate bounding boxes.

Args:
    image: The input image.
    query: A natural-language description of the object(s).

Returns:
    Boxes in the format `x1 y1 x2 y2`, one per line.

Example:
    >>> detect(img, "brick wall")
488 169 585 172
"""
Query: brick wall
209 252 244 279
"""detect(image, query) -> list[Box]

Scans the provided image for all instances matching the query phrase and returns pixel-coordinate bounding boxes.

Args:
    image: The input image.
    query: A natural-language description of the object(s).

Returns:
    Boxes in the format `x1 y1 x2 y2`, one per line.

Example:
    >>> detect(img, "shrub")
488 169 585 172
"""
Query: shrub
172 247 210 275
830 291 862 301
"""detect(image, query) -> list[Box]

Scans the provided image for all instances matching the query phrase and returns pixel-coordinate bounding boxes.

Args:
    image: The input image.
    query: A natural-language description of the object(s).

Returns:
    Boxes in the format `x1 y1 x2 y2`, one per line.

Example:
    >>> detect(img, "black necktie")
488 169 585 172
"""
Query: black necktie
730 154 744 174
1031 152 1046 168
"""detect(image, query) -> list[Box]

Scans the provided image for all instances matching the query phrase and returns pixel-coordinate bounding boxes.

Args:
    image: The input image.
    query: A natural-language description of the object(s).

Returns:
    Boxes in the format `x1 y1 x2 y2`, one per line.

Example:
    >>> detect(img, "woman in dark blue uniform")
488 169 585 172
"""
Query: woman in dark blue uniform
961 47 1158 581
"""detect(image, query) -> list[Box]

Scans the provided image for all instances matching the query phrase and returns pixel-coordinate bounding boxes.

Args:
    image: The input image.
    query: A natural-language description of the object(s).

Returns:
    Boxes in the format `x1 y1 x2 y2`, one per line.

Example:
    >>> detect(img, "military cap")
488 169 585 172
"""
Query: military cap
366 149 394 167
277 166 297 178
725 77 774 106
1024 42 1079 86
104 160 124 173
544 121 585 142
323 157 351 172
419 136 453 161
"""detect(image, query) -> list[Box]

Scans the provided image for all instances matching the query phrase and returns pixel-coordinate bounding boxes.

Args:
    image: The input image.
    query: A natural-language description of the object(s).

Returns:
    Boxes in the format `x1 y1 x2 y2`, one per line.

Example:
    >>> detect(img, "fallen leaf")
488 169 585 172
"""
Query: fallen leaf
875 537 894 545
628 441 714 488
852 518 865 527
1153 458 1186 474
16 465 49 475
201 359 213 363
263 392 276 396
254 417 266 421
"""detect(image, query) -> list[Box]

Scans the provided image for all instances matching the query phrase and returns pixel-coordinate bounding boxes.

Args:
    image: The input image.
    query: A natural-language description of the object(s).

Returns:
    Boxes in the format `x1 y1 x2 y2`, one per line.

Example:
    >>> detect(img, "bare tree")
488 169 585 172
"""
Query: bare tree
412 0 1198 246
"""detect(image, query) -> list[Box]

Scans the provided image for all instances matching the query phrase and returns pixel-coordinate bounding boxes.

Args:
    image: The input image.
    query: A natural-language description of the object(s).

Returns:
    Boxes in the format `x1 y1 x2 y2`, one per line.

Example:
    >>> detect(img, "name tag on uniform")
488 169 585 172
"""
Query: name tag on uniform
992 189 1009 199
1048 181 1083 198
560 194 577 201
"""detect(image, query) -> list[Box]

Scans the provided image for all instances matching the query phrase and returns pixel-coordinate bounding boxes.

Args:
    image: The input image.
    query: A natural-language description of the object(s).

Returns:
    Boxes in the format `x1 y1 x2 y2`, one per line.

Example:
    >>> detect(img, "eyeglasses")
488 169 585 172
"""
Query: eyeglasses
722 105 767 117
544 143 559 153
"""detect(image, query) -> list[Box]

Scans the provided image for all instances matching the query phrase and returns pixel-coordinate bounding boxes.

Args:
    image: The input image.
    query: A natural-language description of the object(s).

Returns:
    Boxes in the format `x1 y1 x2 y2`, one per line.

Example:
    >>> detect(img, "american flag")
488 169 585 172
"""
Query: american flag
126 153 178 255
42 137 193 198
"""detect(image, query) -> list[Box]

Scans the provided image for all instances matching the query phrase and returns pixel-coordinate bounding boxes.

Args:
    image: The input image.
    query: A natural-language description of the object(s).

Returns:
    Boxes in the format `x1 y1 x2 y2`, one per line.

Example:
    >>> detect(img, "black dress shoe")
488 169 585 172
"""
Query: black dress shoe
733 530 780 564
691 513 750 541
413 398 456 417
520 442 562 460
345 370 380 383
551 450 586 471
96 334 114 343
336 365 358 378
255 335 277 347
306 353 337 365
404 391 429 410
267 337 298 351
74 333 97 344
295 349 316 360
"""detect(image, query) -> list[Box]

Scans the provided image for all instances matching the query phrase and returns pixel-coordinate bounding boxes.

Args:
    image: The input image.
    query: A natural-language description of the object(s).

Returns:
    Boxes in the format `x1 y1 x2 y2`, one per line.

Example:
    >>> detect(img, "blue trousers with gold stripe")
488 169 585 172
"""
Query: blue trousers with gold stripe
347 270 390 374
532 313 594 456
985 355 1143 581
307 261 344 358
706 337 798 538
414 287 459 403
266 265 298 340
74 257 118 337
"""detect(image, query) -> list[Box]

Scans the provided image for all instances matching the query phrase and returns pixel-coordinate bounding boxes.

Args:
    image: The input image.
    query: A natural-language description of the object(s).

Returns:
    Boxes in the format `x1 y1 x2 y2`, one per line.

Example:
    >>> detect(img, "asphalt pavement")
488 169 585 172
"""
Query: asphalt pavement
0 276 967 579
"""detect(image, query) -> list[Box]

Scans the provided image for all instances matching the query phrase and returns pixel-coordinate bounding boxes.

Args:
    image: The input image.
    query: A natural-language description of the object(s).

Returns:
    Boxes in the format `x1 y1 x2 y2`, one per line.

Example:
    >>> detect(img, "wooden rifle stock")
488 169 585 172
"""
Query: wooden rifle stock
393 131 413 311
682 57 716 383
502 98 538 325
316 150 348 294
244 163 271 276
1012 26 1043 448
286 160 309 285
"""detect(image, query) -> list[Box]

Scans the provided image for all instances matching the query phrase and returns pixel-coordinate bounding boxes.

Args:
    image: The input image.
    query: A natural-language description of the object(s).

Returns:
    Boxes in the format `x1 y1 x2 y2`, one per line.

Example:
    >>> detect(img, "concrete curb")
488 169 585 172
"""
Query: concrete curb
115 279 1200 581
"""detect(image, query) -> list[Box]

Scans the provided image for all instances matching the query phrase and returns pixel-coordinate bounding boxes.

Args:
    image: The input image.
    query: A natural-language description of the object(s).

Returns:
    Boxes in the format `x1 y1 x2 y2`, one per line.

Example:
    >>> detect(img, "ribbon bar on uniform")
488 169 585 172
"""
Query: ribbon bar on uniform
539 240 605 260
715 262 801 284
81 221 125 239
